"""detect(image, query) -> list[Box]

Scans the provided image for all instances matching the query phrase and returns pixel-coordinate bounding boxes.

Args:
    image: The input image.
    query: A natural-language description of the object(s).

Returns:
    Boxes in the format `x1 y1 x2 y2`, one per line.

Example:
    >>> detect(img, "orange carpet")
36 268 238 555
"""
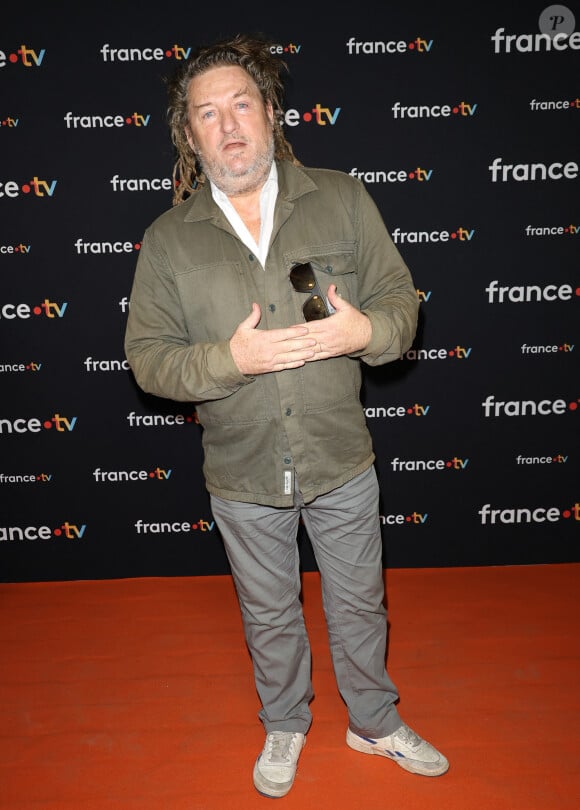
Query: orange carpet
0 564 578 809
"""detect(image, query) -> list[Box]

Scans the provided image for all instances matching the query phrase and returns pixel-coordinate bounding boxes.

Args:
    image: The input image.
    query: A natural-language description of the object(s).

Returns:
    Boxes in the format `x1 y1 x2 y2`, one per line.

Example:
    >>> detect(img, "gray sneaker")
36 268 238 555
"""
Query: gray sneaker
253 731 306 797
346 723 449 776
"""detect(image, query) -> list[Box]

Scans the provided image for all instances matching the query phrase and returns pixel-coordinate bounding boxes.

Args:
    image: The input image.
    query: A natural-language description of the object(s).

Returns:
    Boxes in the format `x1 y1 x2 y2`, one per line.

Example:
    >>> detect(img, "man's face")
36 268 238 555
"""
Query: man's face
185 65 275 197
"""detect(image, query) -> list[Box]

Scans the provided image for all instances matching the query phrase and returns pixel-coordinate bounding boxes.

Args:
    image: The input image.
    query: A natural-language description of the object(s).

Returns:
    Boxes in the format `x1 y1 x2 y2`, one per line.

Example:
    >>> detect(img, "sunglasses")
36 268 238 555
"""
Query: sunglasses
289 262 330 321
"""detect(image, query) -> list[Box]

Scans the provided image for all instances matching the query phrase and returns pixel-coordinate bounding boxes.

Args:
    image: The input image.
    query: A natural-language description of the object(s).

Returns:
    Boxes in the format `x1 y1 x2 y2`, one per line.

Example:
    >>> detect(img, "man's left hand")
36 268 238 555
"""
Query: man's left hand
301 285 372 360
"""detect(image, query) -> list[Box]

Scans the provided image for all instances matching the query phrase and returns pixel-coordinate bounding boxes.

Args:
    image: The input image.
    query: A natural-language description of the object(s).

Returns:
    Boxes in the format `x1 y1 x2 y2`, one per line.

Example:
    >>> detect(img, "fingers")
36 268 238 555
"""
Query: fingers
272 324 311 342
271 337 317 363
241 302 262 329
254 341 316 373
326 284 348 310
239 306 310 343
271 350 316 371
231 326 317 375
301 304 371 357
325 284 340 307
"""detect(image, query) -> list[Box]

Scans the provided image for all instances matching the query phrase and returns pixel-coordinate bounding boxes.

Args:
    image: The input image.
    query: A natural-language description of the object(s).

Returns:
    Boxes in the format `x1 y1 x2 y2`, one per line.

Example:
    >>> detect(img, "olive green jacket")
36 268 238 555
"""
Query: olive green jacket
124 161 418 506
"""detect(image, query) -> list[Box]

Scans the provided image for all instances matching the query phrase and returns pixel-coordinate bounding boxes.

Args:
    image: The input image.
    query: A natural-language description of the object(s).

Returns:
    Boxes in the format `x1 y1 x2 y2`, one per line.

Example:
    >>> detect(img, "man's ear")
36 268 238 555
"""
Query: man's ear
185 126 196 152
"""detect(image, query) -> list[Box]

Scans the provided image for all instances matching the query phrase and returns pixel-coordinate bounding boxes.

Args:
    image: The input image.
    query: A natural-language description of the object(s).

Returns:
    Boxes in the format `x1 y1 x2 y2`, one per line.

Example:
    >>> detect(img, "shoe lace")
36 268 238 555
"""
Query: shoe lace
265 732 298 764
394 724 422 750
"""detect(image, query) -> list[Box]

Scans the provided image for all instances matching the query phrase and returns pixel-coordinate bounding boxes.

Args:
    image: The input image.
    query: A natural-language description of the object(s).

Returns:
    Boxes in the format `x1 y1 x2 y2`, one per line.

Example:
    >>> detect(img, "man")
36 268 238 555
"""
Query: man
125 34 449 799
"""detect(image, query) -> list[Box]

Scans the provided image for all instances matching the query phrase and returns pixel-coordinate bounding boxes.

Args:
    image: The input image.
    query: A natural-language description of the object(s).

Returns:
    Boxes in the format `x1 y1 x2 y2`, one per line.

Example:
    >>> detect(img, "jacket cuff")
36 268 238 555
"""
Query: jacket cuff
207 340 255 388
348 310 385 359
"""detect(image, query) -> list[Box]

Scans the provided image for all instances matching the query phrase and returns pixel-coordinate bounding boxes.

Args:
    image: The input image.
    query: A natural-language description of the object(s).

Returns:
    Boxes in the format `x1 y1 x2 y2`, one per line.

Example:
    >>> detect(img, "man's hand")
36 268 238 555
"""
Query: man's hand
230 303 317 375
302 285 372 359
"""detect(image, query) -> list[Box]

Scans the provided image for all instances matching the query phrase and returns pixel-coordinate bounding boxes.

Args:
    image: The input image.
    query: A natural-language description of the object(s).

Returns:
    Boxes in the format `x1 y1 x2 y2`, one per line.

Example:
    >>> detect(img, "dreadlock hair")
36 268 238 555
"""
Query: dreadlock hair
166 33 301 206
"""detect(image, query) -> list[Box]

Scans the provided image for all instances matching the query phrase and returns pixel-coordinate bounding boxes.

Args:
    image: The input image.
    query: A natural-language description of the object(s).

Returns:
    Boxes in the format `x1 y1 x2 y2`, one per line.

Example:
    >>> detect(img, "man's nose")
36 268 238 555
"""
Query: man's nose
220 108 238 133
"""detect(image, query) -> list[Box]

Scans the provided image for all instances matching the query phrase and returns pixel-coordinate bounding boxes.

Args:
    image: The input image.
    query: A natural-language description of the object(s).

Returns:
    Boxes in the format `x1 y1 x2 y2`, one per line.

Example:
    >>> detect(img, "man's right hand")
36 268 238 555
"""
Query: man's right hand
230 303 317 375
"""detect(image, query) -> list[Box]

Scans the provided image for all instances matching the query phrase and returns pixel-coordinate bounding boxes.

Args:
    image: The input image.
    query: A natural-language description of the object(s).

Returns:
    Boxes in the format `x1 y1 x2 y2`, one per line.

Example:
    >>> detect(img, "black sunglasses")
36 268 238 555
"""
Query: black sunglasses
289 263 330 322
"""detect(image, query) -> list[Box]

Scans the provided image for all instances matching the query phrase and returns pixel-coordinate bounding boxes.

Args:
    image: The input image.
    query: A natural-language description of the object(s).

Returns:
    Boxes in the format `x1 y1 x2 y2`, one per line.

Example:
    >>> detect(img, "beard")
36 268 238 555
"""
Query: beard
196 132 275 197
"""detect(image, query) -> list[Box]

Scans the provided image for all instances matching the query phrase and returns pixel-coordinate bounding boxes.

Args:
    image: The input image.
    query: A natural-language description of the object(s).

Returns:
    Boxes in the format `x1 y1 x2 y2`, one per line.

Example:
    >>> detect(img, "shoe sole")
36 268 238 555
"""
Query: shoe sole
346 729 449 777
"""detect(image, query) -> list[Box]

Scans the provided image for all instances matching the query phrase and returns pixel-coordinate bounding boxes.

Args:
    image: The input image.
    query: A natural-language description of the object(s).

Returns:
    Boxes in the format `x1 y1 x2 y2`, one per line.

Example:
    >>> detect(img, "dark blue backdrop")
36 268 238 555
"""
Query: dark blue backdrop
1 1 578 581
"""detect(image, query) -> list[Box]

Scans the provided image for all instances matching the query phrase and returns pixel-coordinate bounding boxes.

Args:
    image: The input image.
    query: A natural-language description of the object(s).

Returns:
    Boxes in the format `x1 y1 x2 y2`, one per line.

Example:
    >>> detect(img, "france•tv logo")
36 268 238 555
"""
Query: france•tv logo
491 12 580 54
379 510 429 526
126 411 199 428
0 413 77 435
0 522 87 542
525 223 579 237
364 402 430 418
0 243 31 255
75 238 141 255
390 456 469 472
391 100 477 119
93 467 172 482
349 166 434 185
64 112 151 129
481 395 579 417
134 518 215 534
521 342 574 355
485 280 580 304
0 299 67 320
402 344 472 360
100 43 192 62
281 104 341 127
0 471 52 483
0 176 57 198
488 157 578 182
516 453 568 466
479 502 580 525
346 36 433 55
0 44 45 68
391 226 475 245
269 42 302 55
0 360 42 373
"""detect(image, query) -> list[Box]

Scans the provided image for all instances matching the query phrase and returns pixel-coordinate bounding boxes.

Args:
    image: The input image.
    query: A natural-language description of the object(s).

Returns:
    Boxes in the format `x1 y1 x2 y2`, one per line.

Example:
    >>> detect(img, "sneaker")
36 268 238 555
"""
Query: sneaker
346 723 449 776
253 731 306 798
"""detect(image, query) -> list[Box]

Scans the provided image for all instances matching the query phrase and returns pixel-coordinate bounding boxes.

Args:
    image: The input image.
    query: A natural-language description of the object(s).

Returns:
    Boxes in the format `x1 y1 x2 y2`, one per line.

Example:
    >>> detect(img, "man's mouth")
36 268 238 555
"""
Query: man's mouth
222 139 247 151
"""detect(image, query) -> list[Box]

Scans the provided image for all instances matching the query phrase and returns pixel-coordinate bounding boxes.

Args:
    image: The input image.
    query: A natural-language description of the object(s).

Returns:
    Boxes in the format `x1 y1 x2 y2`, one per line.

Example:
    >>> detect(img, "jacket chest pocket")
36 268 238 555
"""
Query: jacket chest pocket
312 255 358 309
285 244 359 318
175 261 256 342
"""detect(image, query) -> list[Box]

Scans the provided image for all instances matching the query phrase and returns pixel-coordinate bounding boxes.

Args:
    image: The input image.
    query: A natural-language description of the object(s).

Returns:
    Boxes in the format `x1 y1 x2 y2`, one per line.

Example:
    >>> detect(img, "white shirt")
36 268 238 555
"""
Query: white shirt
210 162 278 268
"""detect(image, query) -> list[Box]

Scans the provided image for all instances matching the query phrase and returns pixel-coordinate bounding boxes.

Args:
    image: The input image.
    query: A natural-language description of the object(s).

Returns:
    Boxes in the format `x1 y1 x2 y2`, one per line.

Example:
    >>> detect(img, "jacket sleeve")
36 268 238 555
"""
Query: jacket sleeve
349 180 419 366
124 228 254 403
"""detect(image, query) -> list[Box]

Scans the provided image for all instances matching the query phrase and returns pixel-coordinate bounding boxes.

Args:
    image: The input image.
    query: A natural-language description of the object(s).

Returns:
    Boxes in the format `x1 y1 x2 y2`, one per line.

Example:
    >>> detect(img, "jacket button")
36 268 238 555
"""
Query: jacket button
285 408 292 416
248 253 255 261
268 303 276 312
326 265 333 273
283 457 292 465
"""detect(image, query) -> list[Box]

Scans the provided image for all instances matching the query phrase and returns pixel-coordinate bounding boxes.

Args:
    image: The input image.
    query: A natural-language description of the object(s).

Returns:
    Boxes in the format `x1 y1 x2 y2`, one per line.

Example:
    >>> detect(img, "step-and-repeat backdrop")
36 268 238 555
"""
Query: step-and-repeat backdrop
2 3 578 582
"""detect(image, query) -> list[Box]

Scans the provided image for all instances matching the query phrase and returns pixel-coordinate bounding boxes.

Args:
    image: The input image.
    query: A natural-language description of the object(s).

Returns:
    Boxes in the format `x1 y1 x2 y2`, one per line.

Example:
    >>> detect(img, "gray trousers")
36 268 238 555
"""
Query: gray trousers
210 466 402 738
